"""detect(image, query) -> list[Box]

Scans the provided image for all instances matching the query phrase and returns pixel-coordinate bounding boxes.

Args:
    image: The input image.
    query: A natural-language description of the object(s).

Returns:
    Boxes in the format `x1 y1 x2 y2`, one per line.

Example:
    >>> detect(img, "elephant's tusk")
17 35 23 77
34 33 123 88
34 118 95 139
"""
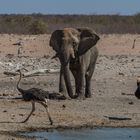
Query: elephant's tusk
51 53 59 59
70 48 75 59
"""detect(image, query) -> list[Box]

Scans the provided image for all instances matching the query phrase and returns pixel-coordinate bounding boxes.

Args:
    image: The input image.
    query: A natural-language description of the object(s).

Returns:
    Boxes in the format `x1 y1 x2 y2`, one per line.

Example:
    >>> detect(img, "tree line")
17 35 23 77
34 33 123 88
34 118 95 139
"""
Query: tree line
0 13 140 34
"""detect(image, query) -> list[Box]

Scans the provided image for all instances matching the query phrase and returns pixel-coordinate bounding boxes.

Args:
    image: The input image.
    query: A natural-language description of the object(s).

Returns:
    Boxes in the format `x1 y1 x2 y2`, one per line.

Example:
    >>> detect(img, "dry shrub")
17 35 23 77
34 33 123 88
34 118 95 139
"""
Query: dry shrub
0 14 139 34
29 19 47 34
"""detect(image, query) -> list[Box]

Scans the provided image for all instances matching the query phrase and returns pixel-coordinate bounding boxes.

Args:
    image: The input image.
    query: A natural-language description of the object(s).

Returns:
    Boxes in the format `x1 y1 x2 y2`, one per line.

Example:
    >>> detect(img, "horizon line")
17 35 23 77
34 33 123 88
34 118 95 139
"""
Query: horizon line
0 12 139 16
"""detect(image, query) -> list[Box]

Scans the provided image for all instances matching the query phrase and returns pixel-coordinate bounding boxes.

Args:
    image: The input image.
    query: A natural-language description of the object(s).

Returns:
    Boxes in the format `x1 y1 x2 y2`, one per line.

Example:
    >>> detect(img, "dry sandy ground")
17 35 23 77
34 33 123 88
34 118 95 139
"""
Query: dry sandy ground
0 34 140 139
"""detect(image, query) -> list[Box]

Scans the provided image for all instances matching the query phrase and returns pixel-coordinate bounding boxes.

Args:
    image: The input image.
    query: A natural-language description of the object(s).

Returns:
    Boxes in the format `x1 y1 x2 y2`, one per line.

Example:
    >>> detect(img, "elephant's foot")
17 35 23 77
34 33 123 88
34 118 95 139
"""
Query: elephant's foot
59 92 71 100
85 94 92 98
77 94 86 100
85 90 92 98
85 93 92 98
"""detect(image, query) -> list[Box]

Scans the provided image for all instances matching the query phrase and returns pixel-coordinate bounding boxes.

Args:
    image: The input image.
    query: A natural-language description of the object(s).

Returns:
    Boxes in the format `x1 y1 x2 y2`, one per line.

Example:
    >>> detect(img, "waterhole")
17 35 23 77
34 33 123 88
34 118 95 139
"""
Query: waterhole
22 127 140 140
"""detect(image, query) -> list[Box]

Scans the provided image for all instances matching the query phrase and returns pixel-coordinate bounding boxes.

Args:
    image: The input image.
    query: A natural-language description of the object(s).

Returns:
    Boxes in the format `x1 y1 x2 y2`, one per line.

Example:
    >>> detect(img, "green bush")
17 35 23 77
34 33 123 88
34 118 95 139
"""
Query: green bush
29 19 47 34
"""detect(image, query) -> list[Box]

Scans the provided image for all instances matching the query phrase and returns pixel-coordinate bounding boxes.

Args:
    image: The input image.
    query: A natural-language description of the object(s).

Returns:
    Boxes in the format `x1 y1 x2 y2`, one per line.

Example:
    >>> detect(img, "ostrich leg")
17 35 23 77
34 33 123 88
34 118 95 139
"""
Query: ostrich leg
21 101 35 123
40 100 53 125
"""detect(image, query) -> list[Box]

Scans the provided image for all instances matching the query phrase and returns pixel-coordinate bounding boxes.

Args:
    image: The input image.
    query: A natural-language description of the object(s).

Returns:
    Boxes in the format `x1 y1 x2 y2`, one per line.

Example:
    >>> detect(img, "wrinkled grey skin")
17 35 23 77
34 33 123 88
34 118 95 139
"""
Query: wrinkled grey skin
49 27 100 99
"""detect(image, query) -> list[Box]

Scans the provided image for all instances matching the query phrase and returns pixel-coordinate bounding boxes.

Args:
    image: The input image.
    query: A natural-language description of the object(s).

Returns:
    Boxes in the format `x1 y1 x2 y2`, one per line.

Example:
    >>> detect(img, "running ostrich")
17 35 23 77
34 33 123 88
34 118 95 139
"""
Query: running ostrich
16 69 53 125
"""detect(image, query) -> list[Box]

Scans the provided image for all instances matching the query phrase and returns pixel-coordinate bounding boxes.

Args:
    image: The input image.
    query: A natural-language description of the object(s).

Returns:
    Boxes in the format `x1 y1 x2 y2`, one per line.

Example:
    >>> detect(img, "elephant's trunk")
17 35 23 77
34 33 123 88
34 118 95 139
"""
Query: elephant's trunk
63 65 75 98
60 53 77 99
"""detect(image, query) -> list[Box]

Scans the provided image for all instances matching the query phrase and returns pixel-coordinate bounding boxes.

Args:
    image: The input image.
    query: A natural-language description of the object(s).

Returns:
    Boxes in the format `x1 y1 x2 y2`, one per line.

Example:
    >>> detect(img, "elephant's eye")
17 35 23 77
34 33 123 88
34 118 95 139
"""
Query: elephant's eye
72 41 77 47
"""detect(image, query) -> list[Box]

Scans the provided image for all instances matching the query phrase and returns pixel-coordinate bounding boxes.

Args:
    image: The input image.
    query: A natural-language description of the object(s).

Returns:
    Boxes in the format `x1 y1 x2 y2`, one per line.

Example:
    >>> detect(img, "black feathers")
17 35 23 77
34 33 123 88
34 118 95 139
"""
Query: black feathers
16 70 49 102
135 85 140 99
20 88 49 101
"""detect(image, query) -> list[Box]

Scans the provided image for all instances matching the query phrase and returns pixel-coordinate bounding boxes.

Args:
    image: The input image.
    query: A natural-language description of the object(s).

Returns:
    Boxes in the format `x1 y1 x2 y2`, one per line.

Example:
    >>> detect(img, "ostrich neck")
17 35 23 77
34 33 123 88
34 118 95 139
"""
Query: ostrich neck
17 71 24 94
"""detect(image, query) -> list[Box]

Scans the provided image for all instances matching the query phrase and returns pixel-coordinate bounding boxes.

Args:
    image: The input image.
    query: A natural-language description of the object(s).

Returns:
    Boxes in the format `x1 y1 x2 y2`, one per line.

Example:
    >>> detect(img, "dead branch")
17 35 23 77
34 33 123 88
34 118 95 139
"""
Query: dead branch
104 116 131 120
3 68 60 77
0 92 66 100
3 71 19 76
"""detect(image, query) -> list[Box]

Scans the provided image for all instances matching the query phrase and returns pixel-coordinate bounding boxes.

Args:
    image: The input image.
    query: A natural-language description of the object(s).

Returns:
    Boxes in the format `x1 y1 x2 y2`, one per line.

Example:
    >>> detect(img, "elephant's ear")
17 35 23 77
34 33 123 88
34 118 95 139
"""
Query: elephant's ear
49 30 63 52
77 28 100 55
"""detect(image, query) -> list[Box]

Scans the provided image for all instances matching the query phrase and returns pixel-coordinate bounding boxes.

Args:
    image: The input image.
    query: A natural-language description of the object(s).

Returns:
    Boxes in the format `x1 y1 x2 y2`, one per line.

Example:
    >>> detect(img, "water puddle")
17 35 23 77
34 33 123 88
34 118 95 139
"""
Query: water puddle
22 128 140 140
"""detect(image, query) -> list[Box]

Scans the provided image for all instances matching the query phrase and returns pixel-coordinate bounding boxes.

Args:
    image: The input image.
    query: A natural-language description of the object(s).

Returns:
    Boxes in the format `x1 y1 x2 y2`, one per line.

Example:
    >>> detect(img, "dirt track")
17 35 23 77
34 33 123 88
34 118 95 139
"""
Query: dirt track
0 34 140 139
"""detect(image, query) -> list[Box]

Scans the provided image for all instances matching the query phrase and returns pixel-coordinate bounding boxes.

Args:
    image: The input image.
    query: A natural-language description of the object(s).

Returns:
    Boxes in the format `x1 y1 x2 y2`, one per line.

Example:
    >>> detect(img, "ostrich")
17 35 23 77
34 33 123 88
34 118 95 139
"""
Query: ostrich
16 69 53 125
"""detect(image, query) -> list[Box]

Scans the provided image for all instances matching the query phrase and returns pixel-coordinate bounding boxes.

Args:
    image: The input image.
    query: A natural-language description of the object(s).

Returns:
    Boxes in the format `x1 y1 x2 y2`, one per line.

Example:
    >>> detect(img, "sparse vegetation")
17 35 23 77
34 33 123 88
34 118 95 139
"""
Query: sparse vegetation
0 14 140 34
29 19 47 34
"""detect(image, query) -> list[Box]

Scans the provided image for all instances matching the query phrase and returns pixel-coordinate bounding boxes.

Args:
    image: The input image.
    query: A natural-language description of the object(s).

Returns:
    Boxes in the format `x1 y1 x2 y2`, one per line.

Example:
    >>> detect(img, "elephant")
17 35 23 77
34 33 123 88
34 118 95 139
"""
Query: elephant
49 27 100 99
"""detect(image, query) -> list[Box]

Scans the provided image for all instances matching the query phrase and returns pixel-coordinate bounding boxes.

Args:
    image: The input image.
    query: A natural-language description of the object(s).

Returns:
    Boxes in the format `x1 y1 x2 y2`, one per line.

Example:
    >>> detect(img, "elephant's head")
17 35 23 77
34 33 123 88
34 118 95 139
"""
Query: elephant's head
49 27 100 98
50 28 80 62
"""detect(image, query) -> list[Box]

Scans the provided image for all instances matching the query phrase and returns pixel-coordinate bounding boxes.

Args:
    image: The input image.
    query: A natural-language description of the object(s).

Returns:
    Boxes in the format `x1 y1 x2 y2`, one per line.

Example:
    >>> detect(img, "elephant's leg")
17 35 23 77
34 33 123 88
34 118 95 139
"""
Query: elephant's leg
71 70 79 96
71 68 85 99
85 64 96 98
85 74 92 98
76 70 85 99
59 66 68 97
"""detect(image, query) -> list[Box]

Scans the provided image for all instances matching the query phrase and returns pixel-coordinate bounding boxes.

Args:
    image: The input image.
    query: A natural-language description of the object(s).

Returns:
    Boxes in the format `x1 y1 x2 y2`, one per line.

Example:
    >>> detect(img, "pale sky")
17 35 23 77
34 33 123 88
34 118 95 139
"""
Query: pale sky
0 0 139 15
